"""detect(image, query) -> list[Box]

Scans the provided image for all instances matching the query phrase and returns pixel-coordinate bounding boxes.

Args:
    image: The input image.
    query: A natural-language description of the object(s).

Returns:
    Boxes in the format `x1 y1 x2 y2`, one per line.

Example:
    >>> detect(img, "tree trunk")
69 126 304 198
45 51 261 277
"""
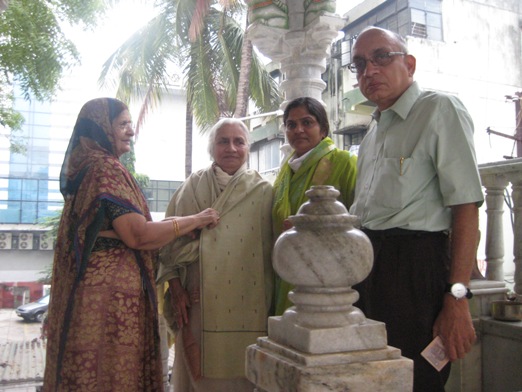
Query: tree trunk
0 0 9 13
234 28 253 118
185 103 193 178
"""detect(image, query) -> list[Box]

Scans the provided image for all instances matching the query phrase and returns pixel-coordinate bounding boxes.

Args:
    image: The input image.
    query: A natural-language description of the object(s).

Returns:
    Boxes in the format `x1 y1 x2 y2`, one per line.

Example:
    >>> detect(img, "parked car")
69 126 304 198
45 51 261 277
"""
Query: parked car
16 294 50 322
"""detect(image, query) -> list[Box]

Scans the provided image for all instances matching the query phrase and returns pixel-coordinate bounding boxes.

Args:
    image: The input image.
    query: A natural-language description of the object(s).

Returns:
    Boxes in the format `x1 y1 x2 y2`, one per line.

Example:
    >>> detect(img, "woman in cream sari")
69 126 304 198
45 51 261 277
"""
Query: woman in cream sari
157 118 273 391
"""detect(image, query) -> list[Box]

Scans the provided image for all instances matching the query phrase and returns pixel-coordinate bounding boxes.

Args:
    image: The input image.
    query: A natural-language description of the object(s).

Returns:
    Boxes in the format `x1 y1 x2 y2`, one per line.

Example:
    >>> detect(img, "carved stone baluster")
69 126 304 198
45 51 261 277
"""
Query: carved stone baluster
511 179 522 296
481 175 509 281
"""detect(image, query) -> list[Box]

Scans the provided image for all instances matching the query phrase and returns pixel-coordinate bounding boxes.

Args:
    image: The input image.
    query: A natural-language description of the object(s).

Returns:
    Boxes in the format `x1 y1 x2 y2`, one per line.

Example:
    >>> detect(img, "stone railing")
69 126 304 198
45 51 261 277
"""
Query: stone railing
479 158 522 297
456 158 522 392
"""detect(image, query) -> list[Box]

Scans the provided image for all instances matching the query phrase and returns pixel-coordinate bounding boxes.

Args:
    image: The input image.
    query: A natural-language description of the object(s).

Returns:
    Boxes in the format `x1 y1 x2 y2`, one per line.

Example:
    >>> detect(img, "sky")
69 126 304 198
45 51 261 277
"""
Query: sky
337 1 362 15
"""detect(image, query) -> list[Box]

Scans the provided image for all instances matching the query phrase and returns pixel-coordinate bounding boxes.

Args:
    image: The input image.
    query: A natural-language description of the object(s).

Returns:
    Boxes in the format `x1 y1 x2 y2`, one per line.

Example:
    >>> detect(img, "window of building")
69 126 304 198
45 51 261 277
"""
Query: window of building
0 177 62 224
250 139 282 175
341 132 365 152
342 0 443 53
143 180 182 213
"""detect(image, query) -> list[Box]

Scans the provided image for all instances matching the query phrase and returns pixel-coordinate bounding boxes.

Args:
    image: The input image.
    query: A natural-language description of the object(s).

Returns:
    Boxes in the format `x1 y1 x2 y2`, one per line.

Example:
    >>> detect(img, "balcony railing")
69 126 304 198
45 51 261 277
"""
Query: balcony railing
479 158 522 296
451 158 522 392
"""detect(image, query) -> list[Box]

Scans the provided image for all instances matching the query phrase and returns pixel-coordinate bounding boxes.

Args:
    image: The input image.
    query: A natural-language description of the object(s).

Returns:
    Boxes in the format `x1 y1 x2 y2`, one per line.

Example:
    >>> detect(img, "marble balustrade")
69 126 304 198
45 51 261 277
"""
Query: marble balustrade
479 158 522 297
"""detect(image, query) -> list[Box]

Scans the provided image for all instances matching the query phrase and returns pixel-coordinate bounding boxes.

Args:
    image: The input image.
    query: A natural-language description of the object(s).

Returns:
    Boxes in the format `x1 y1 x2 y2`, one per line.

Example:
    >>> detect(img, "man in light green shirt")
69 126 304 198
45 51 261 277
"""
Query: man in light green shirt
349 27 484 392
351 80 483 231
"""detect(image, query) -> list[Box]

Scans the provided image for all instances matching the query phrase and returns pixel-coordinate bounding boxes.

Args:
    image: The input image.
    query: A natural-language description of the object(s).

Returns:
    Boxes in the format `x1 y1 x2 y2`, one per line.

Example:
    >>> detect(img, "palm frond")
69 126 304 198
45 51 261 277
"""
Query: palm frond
185 34 220 130
188 0 212 42
98 6 181 135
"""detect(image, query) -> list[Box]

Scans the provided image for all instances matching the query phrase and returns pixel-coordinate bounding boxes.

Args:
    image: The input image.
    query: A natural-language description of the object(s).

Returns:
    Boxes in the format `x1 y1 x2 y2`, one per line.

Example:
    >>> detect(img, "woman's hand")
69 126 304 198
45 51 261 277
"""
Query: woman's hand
168 278 190 328
161 208 220 240
194 208 220 229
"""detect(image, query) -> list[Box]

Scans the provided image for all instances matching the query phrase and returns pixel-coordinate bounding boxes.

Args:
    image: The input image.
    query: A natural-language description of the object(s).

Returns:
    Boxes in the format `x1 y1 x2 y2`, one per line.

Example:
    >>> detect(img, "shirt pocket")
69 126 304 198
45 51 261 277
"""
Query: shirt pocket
371 156 422 209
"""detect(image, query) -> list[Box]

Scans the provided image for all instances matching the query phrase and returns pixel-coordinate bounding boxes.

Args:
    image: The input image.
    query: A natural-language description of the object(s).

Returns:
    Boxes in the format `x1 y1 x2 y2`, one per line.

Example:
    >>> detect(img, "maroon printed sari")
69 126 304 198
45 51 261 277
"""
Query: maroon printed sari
43 98 163 391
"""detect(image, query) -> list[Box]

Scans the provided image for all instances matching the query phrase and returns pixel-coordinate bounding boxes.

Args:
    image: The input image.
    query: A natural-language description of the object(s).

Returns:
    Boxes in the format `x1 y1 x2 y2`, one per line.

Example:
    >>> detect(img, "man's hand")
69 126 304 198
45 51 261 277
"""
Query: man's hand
433 295 476 361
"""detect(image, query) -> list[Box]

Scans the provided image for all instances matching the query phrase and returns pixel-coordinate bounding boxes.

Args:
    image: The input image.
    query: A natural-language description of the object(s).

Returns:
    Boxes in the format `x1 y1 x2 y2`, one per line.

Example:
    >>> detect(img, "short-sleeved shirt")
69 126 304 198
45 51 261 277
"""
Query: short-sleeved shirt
350 81 484 231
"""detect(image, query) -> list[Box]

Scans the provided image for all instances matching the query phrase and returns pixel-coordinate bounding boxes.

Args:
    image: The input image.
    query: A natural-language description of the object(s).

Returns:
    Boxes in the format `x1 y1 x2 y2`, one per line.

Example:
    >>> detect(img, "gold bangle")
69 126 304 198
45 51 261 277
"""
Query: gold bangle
172 218 180 239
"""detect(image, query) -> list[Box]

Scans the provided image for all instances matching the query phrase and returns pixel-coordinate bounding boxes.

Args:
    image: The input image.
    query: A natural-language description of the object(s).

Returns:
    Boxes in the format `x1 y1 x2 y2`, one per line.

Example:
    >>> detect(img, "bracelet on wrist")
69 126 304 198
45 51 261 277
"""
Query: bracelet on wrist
172 218 180 239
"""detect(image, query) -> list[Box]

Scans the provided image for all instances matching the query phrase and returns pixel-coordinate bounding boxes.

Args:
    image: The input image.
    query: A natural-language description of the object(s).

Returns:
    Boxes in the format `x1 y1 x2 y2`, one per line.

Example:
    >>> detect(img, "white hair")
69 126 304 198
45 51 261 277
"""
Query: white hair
207 118 251 160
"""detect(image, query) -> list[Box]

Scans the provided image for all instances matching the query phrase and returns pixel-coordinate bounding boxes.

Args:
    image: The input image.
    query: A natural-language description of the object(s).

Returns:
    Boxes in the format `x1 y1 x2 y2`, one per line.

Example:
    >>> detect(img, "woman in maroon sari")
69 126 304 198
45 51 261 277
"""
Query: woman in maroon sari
43 98 219 392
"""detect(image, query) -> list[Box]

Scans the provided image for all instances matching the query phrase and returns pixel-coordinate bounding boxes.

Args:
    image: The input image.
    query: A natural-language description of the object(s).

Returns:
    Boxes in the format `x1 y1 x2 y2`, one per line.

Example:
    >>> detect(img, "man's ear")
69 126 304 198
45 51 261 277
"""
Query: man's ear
406 54 416 77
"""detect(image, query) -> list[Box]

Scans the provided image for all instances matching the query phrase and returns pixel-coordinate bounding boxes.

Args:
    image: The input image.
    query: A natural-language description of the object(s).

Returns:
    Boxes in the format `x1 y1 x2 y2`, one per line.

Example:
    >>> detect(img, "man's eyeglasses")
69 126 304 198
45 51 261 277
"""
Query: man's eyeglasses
348 51 406 74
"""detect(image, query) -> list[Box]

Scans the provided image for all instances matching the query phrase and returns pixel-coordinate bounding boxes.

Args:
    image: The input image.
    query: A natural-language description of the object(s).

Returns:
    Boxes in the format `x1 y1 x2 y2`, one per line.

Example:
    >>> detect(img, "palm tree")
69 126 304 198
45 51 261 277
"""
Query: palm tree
99 0 281 178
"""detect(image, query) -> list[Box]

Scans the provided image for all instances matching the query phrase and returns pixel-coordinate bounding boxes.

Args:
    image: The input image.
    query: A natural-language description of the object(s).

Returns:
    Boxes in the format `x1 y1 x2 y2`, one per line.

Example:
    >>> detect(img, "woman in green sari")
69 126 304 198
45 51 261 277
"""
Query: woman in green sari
272 97 358 315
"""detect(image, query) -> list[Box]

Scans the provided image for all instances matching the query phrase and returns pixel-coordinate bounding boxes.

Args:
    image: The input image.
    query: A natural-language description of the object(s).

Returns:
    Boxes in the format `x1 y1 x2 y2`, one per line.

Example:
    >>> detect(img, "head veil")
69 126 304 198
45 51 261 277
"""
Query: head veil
60 98 128 198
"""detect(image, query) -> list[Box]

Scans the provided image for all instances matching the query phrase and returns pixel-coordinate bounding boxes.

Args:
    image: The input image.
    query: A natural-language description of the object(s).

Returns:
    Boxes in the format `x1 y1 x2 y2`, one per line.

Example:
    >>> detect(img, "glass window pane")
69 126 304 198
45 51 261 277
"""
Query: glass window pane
8 179 22 199
22 179 38 200
427 26 442 41
411 8 426 24
0 201 21 223
426 12 442 28
21 201 37 223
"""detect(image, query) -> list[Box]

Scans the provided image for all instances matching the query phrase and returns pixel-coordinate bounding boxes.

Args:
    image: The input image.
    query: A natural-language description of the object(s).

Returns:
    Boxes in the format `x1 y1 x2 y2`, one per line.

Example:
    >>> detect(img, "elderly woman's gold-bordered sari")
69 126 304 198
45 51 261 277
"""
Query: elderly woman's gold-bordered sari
43 98 163 392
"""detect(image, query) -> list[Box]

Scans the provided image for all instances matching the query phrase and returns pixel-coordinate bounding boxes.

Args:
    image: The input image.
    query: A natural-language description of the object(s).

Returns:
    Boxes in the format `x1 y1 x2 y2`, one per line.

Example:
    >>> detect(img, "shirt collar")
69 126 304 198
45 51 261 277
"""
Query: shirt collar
372 81 421 121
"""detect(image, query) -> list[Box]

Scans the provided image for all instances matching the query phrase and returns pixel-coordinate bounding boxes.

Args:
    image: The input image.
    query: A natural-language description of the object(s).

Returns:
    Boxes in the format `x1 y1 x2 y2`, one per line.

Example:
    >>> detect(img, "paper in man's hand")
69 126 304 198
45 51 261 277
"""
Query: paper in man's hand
421 336 449 371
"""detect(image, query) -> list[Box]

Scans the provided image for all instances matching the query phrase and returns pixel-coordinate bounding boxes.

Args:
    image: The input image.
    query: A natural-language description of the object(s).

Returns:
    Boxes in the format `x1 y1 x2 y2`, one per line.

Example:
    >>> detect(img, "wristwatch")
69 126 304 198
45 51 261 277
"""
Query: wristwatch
445 283 473 299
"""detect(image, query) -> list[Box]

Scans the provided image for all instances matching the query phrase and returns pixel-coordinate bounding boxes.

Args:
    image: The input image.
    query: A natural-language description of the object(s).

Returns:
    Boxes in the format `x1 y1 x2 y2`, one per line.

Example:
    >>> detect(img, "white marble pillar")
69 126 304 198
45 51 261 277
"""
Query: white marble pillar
246 186 413 392
246 0 344 105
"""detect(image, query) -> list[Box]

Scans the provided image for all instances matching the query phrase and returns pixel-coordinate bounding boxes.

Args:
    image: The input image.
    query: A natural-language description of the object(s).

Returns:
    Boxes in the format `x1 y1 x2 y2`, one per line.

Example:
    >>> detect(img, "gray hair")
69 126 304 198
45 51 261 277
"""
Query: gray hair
207 118 251 160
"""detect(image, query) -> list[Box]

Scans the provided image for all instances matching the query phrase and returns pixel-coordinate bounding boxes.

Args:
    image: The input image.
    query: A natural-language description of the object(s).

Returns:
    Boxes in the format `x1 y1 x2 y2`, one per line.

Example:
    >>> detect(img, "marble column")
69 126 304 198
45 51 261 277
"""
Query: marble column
246 0 344 105
246 186 413 392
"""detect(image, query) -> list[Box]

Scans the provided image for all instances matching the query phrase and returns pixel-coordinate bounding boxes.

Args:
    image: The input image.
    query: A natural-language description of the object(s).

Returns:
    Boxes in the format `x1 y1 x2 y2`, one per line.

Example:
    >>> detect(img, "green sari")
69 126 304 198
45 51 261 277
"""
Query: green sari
272 137 357 315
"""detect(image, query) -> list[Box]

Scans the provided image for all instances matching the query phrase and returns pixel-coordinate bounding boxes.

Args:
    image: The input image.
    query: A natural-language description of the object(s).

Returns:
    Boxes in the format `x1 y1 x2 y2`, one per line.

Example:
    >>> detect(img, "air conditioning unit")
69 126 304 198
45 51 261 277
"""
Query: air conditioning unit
0 233 12 250
19 233 34 250
39 233 54 250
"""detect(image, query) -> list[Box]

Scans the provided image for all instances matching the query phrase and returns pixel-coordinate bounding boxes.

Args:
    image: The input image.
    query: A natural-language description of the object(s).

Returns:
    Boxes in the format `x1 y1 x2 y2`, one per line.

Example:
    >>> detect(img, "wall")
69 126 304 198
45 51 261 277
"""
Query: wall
412 0 522 164
0 282 46 308
132 87 212 181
